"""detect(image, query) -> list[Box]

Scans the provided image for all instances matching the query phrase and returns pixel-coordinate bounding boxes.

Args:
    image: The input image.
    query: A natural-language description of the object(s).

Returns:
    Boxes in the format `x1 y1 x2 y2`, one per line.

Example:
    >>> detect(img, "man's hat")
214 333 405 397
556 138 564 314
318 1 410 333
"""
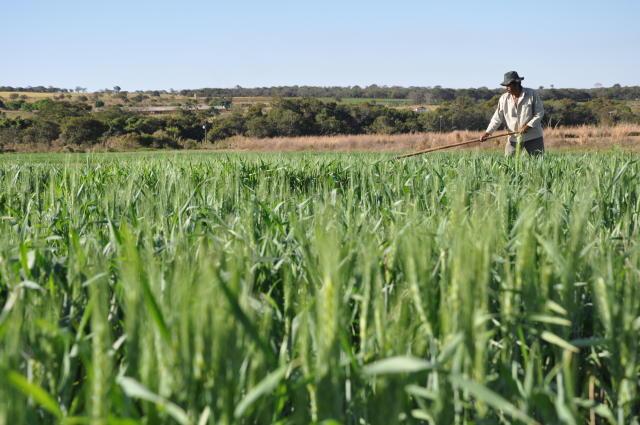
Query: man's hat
501 71 524 86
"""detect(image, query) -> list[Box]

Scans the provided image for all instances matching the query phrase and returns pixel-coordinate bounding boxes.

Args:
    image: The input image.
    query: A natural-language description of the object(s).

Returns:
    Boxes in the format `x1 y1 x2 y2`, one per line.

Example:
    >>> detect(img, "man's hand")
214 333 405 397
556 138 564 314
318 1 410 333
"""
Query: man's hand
480 132 491 142
519 124 530 134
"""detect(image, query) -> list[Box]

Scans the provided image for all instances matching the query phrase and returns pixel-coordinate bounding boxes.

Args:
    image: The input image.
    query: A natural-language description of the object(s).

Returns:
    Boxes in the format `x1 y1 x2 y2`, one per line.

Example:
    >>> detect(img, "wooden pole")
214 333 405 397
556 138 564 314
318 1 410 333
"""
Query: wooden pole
395 131 517 159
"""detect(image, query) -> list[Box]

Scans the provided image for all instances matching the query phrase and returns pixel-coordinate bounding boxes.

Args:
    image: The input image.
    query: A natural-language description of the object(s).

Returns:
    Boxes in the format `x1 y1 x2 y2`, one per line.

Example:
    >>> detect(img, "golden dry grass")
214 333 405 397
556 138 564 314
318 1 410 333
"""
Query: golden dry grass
1 110 35 119
215 124 640 153
0 91 57 100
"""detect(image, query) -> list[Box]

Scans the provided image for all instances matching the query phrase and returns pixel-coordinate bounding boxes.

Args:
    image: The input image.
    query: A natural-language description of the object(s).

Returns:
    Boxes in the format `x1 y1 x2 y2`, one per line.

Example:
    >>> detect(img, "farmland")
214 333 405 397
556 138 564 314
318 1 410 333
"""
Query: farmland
1 152 639 424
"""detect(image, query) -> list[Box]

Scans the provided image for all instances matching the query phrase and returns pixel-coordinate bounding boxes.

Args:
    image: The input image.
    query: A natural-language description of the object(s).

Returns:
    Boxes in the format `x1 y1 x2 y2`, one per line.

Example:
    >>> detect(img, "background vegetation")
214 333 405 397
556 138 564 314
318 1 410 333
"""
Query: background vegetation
2 85 640 150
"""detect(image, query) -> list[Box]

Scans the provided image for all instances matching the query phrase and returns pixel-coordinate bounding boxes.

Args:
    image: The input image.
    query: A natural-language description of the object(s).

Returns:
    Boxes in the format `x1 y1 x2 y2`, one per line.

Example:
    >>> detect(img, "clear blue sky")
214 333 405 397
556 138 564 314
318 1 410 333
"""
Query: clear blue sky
2 0 639 91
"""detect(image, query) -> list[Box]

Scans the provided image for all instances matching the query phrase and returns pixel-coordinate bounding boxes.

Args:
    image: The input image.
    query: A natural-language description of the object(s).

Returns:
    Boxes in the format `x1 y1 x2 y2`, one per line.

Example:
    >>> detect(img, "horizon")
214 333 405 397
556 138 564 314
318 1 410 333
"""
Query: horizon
2 83 636 93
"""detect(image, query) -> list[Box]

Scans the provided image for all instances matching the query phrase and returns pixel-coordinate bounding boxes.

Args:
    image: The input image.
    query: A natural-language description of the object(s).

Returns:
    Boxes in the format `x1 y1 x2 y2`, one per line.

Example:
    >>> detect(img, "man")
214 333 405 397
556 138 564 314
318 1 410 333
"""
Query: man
481 71 545 156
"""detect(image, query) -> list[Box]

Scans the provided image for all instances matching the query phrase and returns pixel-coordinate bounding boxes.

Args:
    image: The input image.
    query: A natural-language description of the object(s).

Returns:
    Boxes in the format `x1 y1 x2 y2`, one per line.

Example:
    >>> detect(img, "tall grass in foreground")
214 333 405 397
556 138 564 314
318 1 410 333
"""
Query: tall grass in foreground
0 152 638 424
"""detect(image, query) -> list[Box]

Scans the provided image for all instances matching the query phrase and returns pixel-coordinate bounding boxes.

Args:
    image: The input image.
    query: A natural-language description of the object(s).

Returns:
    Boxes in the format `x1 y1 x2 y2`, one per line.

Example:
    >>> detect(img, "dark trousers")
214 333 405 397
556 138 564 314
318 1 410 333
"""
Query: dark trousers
505 136 544 156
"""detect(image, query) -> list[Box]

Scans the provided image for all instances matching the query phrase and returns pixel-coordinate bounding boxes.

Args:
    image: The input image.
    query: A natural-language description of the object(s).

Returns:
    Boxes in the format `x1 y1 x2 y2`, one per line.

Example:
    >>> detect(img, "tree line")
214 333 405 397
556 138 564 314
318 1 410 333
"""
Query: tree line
205 97 638 141
180 84 640 103
1 96 639 150
3 84 640 103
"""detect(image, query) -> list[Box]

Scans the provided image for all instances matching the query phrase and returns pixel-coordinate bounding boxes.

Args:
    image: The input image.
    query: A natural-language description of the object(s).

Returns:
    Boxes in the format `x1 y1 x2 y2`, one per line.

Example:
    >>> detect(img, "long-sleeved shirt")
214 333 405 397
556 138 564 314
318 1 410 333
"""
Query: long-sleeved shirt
486 87 544 143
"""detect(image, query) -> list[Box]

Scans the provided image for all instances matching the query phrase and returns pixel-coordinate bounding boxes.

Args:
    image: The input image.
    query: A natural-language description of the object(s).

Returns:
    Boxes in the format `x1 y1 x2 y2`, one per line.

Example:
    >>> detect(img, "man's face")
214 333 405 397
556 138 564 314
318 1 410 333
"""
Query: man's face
506 82 520 95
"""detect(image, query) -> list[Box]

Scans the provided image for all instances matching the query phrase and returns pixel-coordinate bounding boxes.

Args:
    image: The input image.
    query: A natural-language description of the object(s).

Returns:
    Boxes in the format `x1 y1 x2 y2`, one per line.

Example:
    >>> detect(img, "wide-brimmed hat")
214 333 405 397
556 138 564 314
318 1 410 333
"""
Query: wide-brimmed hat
500 71 524 86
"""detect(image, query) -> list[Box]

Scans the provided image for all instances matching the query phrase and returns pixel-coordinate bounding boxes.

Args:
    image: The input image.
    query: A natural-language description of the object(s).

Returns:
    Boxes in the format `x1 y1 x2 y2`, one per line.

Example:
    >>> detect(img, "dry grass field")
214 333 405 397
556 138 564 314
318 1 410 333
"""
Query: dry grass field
0 91 60 100
215 124 640 153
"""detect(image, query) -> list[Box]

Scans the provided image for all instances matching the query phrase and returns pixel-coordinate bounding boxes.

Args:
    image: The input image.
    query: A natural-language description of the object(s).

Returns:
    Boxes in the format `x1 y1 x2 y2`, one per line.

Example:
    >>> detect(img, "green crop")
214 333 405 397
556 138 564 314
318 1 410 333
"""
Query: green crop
0 152 638 424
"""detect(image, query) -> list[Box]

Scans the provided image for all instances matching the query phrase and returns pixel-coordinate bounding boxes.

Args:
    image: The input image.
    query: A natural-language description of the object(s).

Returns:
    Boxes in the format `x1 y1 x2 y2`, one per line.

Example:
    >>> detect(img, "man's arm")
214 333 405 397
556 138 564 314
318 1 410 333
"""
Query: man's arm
526 90 544 128
481 100 504 141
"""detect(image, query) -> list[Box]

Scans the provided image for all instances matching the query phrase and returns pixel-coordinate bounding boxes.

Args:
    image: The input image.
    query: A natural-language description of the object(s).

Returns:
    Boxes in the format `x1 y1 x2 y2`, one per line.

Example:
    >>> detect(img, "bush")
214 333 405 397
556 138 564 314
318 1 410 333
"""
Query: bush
124 116 165 135
38 100 90 121
62 117 108 145
368 115 397 134
23 120 60 145
180 139 199 149
0 127 22 147
104 133 144 149
130 94 147 103
266 108 304 137
207 113 245 141
105 131 181 150
5 100 26 111
150 130 180 148
245 116 274 138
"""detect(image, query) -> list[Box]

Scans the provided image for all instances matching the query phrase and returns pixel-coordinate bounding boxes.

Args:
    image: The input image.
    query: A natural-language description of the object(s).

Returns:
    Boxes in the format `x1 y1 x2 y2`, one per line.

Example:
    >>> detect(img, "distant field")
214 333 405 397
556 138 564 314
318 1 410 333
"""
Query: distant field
1 92 417 109
316 97 414 105
224 96 415 107
628 100 640 113
0 93 423 119
0 91 61 100
1 110 35 119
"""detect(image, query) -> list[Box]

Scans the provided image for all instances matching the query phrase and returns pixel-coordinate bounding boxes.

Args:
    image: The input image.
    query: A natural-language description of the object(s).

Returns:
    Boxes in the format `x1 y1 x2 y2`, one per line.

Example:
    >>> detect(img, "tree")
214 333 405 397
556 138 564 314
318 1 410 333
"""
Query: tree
408 90 426 104
23 120 60 145
207 113 246 141
61 117 108 145
113 86 121 93
37 100 90 121
267 108 303 137
315 110 350 135
246 116 274 138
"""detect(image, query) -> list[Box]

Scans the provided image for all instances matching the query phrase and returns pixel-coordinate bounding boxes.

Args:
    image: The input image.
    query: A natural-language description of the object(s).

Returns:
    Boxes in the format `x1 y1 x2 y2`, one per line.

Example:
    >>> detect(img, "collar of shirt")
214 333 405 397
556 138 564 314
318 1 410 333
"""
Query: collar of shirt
511 89 527 107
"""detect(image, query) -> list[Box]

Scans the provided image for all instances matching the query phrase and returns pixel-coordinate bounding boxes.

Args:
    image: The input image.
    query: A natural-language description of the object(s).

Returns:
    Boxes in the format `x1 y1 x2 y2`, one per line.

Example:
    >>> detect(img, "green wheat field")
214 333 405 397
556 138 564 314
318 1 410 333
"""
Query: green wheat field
0 152 639 424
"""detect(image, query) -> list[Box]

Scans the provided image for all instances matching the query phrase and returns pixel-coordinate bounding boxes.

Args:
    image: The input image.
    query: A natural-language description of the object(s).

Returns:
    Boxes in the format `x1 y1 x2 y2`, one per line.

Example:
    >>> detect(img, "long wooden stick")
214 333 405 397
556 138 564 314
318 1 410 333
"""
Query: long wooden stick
395 131 517 159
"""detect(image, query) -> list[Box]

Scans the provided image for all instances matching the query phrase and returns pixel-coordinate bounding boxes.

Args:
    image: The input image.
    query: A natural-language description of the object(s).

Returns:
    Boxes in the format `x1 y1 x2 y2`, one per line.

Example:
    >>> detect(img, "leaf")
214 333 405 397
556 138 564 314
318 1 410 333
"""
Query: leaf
19 280 45 292
545 300 568 316
81 272 109 287
437 333 463 364
541 331 579 353
363 356 433 376
569 337 607 347
529 314 572 327
117 376 190 425
139 274 171 344
450 375 538 425
8 370 63 419
234 365 287 418
197 407 211 425
27 250 37 269
217 276 275 363
411 409 435 423
593 404 617 425
406 384 437 400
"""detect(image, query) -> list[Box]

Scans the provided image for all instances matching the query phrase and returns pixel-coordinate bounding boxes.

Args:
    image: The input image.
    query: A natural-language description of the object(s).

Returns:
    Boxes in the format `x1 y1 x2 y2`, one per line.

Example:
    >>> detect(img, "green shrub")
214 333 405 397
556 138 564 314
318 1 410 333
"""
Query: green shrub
61 116 108 145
